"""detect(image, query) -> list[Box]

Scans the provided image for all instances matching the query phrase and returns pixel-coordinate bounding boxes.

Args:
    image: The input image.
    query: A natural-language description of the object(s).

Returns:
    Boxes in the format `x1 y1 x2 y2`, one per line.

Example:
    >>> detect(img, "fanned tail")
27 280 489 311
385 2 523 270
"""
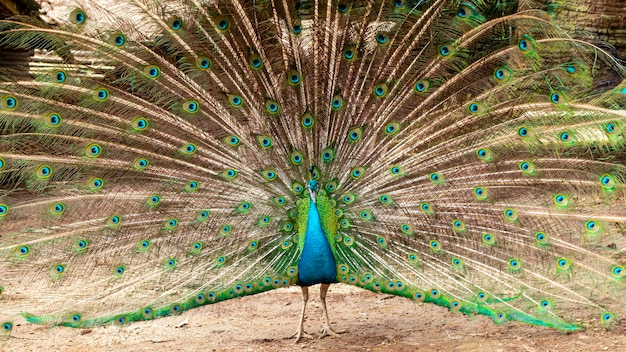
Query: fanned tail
0 0 624 337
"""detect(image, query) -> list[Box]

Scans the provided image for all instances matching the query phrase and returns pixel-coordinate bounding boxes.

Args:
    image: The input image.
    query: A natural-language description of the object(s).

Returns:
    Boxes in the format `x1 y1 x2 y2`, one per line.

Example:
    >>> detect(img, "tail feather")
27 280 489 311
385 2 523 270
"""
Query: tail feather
0 0 625 336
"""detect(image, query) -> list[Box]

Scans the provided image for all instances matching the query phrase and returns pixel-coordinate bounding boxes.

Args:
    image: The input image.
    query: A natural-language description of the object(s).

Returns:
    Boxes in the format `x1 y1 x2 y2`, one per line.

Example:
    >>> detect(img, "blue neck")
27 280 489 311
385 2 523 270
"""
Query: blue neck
297 199 337 286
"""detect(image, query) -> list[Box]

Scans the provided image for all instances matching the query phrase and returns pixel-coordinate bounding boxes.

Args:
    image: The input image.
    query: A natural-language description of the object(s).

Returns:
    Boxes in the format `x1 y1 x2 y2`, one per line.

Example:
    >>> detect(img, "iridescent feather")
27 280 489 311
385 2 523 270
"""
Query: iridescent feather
0 0 625 342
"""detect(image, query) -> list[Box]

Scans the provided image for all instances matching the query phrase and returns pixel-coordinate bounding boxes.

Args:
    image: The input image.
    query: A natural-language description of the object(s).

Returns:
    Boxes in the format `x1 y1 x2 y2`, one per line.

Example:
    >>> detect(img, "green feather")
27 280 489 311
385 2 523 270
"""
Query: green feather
0 0 625 343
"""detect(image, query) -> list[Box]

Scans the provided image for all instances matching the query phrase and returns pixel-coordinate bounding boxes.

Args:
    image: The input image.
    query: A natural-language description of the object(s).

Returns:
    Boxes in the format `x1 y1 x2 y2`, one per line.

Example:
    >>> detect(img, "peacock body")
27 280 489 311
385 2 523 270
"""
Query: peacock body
0 0 625 341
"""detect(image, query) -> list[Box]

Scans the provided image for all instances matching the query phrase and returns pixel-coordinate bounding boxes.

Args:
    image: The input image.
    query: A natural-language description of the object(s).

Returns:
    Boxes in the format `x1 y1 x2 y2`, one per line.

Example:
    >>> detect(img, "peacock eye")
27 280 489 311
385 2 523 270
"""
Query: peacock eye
519 39 528 50
114 34 126 46
218 19 230 30
171 18 183 31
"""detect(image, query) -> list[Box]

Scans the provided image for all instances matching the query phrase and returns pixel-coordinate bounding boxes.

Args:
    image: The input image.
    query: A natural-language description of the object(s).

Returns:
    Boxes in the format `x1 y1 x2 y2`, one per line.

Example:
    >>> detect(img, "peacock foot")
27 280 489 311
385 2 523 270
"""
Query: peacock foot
318 323 342 339
289 329 314 343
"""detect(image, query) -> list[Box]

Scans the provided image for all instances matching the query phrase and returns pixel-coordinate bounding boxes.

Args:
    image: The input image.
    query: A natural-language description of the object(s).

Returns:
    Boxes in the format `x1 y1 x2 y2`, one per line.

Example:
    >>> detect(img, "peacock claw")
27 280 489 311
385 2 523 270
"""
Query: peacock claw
289 330 314 343
319 324 342 339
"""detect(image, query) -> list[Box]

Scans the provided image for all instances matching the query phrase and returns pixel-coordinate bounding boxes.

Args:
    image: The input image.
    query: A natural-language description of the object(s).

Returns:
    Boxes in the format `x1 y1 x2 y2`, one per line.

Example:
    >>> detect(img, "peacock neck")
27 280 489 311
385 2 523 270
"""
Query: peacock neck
297 198 338 286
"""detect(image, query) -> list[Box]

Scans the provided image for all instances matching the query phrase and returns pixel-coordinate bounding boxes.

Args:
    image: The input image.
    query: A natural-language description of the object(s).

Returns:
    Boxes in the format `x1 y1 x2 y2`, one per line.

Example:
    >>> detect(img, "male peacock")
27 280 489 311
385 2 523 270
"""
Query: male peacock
0 0 625 343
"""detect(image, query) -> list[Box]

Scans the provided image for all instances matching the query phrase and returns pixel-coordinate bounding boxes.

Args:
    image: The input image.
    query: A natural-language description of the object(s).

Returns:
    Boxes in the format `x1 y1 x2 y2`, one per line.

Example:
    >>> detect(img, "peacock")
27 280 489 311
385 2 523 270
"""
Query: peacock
0 0 625 344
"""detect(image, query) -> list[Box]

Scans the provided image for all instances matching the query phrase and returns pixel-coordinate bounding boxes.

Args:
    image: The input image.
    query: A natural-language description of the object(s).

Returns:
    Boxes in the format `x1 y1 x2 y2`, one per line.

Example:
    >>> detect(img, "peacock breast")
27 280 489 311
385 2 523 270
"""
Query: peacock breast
296 196 339 286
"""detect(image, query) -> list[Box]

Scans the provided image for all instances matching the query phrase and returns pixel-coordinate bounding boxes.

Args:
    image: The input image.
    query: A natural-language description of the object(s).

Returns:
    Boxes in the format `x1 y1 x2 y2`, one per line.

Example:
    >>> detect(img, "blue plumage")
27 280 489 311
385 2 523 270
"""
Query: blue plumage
298 198 337 286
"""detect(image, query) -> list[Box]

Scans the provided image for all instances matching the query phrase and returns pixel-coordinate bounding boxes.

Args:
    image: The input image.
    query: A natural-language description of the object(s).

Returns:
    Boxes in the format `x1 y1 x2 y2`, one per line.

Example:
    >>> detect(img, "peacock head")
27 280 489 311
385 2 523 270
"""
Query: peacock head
307 180 318 203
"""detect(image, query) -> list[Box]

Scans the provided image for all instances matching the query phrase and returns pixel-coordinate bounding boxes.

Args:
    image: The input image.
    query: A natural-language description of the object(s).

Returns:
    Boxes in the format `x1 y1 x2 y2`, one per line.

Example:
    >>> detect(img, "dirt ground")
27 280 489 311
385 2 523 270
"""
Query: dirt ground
2 284 625 352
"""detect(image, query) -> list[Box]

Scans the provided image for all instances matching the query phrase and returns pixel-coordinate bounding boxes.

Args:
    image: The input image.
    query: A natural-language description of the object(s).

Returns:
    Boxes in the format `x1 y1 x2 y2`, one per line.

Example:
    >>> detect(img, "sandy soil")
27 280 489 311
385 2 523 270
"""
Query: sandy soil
2 284 625 352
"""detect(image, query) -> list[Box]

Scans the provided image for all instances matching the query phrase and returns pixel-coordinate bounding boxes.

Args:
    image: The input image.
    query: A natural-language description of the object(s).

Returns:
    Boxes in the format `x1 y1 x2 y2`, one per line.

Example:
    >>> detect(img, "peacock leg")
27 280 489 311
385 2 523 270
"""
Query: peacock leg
319 283 341 339
290 285 313 343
